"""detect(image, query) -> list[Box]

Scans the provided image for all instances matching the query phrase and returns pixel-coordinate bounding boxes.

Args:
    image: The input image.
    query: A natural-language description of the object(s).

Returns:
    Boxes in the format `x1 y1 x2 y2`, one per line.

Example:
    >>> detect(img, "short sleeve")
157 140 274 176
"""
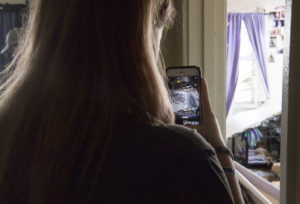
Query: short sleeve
165 124 234 203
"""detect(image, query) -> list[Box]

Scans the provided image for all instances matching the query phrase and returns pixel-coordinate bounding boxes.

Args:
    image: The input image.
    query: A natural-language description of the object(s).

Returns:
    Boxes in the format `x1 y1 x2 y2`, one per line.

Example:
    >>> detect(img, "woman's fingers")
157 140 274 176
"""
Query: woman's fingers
186 78 214 136
200 78 215 117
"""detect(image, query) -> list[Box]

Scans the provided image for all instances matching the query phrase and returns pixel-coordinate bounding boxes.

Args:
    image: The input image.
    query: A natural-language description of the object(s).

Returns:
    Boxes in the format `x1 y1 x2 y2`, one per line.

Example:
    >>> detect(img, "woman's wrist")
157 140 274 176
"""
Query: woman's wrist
214 146 234 159
214 147 235 171
210 141 226 149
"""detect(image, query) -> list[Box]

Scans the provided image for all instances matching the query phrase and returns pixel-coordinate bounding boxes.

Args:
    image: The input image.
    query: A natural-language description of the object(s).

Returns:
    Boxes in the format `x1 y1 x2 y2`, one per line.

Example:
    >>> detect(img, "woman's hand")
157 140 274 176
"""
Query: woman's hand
189 78 245 204
187 78 226 148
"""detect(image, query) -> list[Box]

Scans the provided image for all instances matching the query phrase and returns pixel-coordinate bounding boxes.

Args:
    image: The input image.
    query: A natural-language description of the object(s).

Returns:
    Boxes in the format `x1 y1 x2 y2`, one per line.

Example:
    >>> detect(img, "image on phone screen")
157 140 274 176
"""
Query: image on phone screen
168 76 200 125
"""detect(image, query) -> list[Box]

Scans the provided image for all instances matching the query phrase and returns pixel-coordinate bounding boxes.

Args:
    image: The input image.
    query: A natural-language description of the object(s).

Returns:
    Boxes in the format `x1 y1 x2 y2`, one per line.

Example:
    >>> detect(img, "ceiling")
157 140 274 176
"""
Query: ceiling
228 0 286 12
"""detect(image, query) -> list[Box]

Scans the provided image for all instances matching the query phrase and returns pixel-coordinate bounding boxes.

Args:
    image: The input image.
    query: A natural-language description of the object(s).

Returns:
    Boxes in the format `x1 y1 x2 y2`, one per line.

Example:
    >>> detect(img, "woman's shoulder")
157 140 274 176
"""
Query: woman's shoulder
117 123 215 155
149 124 233 202
105 123 234 203
149 123 215 153
117 123 219 165
114 122 216 162
159 124 211 146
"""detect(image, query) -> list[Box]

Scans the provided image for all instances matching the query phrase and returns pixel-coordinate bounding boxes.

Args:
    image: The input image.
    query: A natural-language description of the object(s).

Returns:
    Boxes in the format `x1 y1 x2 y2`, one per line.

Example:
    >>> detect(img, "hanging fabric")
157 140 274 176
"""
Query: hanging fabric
226 13 243 116
243 13 270 93
226 13 270 116
240 128 263 148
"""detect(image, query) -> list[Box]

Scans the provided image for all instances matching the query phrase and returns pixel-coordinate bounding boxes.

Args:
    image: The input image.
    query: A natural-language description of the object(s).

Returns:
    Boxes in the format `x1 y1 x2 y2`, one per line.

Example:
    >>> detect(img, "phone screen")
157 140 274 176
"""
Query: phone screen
168 76 201 125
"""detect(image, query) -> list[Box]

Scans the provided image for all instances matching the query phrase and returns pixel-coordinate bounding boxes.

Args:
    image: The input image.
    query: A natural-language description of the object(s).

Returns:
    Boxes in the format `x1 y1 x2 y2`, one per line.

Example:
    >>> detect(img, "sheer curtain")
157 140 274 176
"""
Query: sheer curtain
243 13 270 93
226 13 243 116
226 13 270 116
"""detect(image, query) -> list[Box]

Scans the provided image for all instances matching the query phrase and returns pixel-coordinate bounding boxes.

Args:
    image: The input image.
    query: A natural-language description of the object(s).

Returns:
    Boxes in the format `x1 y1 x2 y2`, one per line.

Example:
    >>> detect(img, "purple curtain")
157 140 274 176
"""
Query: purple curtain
226 13 243 116
243 13 270 92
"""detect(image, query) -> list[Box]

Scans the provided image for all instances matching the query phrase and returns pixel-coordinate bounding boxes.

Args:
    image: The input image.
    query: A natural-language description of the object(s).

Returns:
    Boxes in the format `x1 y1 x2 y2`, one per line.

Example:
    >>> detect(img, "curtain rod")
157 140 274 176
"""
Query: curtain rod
0 4 27 11
228 11 276 15
0 3 26 6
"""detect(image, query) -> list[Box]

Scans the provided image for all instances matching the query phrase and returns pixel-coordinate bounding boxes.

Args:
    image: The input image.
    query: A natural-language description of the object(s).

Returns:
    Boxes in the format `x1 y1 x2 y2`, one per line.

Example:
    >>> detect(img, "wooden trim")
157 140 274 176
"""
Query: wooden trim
186 0 227 138
280 0 300 203
203 0 227 138
187 0 203 68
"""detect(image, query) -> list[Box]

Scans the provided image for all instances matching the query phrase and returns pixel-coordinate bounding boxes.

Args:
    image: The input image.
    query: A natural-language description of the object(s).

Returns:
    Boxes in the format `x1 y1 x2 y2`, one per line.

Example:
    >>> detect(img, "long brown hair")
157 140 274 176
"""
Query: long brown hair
0 0 175 203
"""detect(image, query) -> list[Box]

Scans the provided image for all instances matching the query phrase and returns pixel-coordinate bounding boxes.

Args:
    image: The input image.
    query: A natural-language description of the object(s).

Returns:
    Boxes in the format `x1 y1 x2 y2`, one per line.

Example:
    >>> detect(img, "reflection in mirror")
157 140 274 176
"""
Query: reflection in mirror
226 0 290 203
0 2 27 73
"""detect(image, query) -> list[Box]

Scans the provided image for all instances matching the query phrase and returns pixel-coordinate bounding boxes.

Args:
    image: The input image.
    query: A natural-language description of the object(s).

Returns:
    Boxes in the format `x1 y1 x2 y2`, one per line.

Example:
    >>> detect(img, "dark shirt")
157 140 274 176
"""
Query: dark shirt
84 124 234 203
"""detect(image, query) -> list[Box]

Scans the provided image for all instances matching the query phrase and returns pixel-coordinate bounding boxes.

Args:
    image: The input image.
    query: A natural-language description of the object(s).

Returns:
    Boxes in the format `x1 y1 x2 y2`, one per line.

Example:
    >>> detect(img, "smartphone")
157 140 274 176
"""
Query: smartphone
166 66 202 125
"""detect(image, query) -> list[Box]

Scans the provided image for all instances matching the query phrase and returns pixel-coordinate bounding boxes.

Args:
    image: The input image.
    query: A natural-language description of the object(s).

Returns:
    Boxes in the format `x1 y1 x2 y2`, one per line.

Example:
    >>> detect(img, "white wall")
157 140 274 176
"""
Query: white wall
228 0 285 12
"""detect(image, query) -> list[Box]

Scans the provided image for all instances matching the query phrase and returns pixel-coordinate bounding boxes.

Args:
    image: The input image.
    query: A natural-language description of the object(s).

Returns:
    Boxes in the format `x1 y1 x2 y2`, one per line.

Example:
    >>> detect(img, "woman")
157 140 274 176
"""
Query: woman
0 0 243 203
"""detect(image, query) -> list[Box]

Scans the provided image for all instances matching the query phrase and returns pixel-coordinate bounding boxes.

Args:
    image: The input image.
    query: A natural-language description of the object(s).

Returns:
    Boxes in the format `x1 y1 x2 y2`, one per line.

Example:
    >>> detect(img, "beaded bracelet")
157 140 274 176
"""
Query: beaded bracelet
223 168 236 175
214 147 235 175
214 146 234 160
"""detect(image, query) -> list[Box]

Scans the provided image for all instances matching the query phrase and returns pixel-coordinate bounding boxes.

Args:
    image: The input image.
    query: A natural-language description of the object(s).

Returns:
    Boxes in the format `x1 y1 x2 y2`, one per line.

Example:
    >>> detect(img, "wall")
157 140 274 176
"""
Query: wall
161 0 188 67
228 0 285 12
